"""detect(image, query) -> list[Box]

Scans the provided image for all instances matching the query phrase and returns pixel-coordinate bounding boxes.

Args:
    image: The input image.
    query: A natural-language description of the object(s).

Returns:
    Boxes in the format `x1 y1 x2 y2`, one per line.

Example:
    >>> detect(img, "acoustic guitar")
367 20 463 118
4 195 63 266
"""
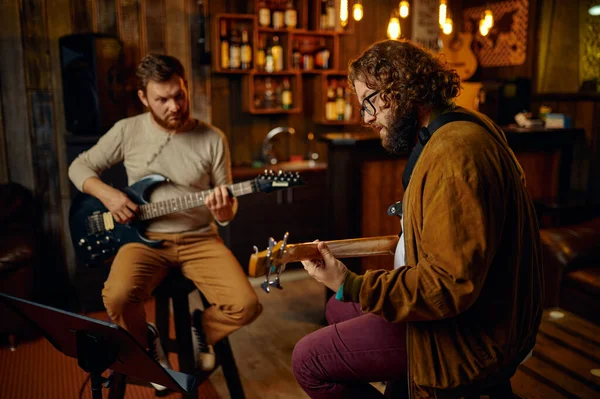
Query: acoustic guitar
249 232 399 292
69 171 304 266
440 31 478 81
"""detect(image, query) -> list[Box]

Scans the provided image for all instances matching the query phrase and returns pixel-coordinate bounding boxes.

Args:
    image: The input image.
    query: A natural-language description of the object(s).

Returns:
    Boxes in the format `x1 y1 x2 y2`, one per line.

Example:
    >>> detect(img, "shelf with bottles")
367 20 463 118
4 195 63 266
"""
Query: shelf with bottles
255 32 290 73
243 73 302 114
309 0 352 34
254 0 309 31
212 14 257 74
290 34 337 73
314 74 359 125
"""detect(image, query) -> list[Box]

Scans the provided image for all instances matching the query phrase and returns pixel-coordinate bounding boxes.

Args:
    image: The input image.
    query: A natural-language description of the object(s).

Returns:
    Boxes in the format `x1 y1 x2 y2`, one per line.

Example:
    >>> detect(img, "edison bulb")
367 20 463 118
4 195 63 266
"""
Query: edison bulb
387 16 401 40
399 1 409 19
353 3 363 21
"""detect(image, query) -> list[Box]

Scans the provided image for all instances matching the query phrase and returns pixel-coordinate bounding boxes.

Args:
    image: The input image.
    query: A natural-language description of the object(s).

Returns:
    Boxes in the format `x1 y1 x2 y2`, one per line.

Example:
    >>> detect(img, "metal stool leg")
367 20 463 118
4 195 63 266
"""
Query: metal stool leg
215 337 245 399
172 289 197 399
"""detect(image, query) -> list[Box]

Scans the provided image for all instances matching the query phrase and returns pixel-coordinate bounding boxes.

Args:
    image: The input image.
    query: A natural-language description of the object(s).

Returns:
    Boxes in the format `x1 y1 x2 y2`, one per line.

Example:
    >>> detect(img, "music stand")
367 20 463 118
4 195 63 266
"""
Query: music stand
0 293 197 399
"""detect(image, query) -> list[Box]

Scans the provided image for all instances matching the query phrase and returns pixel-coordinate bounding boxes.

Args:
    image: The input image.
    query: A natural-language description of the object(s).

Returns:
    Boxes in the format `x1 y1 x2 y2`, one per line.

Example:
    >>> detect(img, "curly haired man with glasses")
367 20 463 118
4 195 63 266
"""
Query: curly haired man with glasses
292 39 543 398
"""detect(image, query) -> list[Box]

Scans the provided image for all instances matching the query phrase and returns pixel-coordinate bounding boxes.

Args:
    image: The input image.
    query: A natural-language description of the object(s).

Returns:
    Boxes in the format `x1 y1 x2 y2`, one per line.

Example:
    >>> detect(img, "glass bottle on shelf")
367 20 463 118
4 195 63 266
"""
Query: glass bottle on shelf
344 87 353 121
258 0 271 27
271 35 283 72
220 20 229 70
229 29 241 69
314 39 330 69
284 0 297 29
265 38 274 73
326 84 336 120
264 77 275 109
256 36 266 71
282 77 292 109
320 0 328 30
241 28 252 70
272 0 285 29
326 0 336 30
292 40 301 69
336 86 345 120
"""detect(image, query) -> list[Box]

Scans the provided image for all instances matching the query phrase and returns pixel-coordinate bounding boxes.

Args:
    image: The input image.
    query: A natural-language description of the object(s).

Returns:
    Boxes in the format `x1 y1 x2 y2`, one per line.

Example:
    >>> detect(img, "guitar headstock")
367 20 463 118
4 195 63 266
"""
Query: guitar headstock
248 233 290 293
254 170 304 194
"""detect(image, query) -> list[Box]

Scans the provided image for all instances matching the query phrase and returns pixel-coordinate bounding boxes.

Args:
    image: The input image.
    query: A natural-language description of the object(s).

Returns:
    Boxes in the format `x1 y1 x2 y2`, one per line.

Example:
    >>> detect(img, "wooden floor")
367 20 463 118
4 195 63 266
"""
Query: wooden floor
511 309 600 399
2 271 599 398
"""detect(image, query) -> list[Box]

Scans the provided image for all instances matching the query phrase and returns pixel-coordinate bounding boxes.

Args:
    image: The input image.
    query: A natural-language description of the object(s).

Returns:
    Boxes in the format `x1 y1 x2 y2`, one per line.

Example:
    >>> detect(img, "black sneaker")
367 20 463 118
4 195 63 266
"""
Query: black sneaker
147 322 172 392
191 309 215 371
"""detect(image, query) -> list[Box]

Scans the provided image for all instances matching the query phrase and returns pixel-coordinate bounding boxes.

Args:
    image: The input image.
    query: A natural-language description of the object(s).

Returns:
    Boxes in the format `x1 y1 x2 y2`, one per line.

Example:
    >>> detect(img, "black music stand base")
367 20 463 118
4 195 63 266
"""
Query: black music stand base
75 331 118 399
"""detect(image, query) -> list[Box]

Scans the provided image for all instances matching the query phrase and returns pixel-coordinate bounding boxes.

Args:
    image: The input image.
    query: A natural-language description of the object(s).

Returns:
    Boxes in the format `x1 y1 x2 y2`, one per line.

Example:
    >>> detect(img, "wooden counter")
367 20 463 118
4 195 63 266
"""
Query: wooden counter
321 127 585 273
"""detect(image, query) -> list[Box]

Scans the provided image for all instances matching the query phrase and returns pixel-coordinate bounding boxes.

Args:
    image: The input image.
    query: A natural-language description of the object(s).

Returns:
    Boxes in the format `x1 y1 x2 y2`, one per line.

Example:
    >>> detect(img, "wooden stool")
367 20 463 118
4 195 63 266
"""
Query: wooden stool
384 378 517 398
153 271 245 399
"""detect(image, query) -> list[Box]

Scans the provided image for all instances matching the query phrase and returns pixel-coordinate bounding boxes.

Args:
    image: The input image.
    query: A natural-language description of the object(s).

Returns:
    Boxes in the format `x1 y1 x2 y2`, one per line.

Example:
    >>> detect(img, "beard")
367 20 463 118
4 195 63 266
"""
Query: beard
148 103 190 130
381 106 419 154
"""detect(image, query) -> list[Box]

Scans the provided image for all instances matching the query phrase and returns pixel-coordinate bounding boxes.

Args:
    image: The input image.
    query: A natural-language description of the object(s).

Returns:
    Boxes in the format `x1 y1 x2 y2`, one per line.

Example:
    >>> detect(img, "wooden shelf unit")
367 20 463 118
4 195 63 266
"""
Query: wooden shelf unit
213 1 353 115
313 72 360 125
243 72 303 114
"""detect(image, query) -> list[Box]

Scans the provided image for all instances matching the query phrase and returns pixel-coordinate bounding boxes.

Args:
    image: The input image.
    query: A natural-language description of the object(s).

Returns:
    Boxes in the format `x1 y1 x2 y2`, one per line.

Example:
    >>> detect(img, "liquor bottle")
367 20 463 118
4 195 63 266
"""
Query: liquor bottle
258 0 271 27
325 84 336 120
292 40 301 69
271 35 283 72
256 36 266 71
284 0 297 29
336 86 345 120
314 39 330 69
229 29 241 69
265 39 274 73
344 87 353 121
220 20 229 69
282 77 292 109
272 0 285 29
241 28 252 70
327 0 336 30
264 77 275 108
320 0 328 30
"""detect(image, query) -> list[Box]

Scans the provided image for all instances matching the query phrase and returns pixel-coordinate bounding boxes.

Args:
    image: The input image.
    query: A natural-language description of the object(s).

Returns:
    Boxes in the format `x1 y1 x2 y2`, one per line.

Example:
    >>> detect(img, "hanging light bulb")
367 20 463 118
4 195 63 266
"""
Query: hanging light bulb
483 9 494 28
353 0 363 21
443 17 453 35
399 1 410 19
479 18 490 36
387 14 401 40
340 0 349 27
439 0 447 27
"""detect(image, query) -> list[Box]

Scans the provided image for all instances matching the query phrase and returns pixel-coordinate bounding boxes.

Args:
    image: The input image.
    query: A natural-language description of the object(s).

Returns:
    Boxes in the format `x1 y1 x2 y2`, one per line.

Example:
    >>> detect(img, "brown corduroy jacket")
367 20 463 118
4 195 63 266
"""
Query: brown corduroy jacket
343 108 544 398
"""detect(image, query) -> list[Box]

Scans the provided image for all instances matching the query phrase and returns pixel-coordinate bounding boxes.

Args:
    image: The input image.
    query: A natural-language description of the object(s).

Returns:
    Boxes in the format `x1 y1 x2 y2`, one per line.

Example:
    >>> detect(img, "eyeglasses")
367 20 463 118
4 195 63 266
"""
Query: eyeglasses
360 90 380 119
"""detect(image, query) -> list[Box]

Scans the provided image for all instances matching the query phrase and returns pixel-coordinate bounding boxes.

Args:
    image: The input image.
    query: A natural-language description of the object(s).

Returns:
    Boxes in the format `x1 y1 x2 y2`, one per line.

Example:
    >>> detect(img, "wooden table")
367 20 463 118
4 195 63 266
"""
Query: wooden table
512 308 600 398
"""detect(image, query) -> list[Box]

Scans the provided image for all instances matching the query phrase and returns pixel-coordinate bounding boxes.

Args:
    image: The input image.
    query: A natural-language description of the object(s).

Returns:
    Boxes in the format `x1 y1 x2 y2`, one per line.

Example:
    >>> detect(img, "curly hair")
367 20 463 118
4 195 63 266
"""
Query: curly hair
348 39 461 117
136 54 186 92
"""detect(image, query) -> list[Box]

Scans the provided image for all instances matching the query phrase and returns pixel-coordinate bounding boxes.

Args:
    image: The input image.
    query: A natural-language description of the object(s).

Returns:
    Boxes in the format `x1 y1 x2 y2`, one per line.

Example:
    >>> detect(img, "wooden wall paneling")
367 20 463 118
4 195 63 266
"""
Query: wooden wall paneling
70 0 96 33
164 0 193 114
592 101 600 206
117 0 144 117
0 83 7 183
0 0 35 189
22 0 52 91
515 151 560 201
188 0 212 123
95 0 119 35
47 0 76 277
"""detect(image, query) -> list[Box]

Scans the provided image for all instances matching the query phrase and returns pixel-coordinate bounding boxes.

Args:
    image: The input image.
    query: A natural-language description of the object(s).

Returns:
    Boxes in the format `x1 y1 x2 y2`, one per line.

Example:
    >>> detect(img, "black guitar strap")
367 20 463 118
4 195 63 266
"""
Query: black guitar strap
388 111 497 218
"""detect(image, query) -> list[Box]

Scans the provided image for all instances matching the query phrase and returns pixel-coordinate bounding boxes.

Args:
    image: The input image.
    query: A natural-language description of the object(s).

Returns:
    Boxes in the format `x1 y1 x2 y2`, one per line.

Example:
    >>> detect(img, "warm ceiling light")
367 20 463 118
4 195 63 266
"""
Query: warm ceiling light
439 0 447 27
399 1 410 19
443 18 453 35
479 18 490 36
590 1 600 15
387 15 401 40
353 0 363 21
484 9 494 28
340 0 349 26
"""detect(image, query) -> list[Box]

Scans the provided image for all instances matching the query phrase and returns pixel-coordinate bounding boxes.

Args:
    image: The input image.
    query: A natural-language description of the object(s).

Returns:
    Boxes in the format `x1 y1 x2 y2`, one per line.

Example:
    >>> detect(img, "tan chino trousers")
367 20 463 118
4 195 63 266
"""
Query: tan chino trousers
102 232 262 347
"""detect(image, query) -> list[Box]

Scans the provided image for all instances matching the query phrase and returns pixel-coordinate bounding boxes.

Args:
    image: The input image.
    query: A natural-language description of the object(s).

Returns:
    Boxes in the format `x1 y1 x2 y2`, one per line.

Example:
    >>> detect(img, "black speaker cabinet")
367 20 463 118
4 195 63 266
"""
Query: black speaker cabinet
60 33 127 135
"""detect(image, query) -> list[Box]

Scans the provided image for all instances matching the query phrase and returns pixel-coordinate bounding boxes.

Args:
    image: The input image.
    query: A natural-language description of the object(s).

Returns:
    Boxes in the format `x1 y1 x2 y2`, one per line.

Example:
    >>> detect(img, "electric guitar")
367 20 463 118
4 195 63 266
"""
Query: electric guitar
249 233 399 292
69 171 304 266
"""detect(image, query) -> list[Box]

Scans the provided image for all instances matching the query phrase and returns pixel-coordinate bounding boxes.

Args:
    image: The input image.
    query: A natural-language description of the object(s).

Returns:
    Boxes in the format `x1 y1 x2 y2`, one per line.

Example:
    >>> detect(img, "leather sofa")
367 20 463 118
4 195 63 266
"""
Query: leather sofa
540 217 600 324
0 182 38 346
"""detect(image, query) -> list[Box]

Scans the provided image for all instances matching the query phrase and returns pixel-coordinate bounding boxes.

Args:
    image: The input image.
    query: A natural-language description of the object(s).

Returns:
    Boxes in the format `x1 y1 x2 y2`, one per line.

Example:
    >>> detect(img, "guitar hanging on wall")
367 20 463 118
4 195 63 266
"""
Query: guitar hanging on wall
69 171 304 266
439 7 478 81
249 232 399 293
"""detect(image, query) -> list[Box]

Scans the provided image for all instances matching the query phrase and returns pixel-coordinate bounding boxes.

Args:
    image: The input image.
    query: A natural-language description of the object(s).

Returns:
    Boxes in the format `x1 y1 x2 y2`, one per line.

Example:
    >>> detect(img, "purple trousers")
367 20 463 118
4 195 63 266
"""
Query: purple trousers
292 296 408 398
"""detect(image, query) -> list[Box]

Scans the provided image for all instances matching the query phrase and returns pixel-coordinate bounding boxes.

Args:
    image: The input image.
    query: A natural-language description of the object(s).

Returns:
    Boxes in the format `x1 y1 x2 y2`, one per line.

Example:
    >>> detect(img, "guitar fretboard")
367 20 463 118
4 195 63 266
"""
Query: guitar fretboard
138 180 254 221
